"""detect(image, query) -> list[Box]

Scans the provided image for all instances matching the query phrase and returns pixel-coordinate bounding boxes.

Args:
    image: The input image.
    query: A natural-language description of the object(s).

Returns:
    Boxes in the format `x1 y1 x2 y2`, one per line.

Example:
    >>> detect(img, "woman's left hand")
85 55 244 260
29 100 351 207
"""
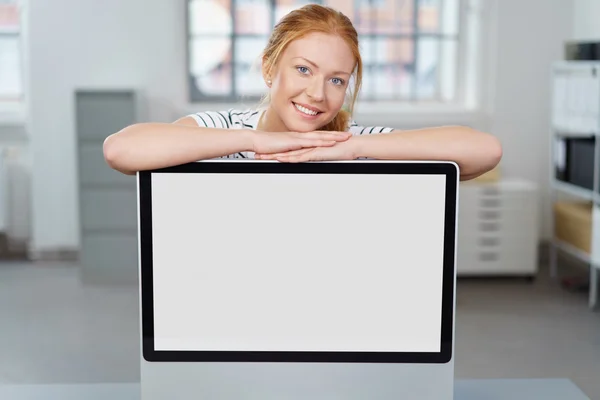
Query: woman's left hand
255 136 357 162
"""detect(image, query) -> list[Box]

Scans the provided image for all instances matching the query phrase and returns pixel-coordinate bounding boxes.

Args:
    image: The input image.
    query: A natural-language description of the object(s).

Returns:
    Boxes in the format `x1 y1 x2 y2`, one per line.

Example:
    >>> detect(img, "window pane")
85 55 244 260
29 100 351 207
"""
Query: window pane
361 38 413 100
189 0 232 35
189 37 232 96
352 0 376 34
0 36 21 100
324 0 354 21
375 0 415 35
190 37 231 75
235 0 270 35
418 0 459 36
234 36 268 96
275 0 317 24
418 0 440 33
0 2 19 33
351 0 416 35
192 63 232 97
415 37 439 99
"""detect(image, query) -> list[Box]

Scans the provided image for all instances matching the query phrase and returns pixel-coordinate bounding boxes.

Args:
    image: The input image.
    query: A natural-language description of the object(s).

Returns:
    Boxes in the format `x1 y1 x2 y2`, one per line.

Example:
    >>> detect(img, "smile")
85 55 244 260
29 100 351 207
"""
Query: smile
293 102 322 117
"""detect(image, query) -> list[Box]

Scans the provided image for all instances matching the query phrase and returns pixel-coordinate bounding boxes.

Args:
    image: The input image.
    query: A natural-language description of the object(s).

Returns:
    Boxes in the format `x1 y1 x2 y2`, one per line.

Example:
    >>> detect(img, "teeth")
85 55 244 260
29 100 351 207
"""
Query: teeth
294 103 319 116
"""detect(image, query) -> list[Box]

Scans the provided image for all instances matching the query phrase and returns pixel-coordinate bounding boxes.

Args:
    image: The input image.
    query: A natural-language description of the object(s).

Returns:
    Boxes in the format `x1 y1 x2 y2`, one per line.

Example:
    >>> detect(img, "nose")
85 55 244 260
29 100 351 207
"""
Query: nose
306 77 325 102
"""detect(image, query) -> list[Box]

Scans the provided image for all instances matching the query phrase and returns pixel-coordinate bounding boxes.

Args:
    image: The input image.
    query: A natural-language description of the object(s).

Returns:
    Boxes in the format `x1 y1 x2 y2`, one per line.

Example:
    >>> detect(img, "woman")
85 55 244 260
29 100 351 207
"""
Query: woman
103 4 502 180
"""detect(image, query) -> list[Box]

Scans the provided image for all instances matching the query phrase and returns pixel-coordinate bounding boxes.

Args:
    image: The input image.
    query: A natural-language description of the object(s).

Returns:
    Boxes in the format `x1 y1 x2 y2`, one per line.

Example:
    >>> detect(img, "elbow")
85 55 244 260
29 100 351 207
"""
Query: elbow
459 128 503 180
103 133 122 170
482 133 503 170
103 127 136 175
461 126 502 167
489 135 503 169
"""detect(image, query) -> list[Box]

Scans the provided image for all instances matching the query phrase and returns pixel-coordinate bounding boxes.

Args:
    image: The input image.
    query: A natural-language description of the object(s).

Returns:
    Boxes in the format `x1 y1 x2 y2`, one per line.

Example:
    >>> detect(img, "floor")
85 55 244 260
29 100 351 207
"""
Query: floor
0 256 598 398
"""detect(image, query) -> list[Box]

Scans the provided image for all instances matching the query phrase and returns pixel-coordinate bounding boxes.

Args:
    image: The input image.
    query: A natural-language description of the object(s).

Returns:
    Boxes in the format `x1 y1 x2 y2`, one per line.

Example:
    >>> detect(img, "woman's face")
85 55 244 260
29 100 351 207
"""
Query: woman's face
264 32 356 133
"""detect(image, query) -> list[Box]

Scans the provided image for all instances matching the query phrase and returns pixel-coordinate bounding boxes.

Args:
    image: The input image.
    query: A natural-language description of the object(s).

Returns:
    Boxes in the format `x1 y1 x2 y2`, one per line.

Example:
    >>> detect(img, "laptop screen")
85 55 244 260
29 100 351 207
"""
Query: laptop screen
139 161 457 364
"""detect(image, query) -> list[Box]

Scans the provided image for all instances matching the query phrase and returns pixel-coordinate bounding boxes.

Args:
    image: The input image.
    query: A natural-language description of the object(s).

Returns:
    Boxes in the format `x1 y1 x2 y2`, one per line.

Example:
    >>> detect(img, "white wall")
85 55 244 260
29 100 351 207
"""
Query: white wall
24 0 188 253
489 0 573 240
573 0 600 40
14 0 575 253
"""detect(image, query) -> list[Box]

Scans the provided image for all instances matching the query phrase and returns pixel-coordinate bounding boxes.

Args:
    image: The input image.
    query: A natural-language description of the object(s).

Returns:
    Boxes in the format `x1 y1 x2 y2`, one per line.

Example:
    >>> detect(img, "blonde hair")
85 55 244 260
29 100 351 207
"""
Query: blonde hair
259 4 362 132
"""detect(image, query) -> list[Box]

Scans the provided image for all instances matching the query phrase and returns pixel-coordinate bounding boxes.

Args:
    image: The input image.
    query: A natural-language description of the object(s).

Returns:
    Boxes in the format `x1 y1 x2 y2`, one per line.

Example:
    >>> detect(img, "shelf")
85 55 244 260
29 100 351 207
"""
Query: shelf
552 238 591 264
553 130 597 138
550 61 600 310
552 180 595 201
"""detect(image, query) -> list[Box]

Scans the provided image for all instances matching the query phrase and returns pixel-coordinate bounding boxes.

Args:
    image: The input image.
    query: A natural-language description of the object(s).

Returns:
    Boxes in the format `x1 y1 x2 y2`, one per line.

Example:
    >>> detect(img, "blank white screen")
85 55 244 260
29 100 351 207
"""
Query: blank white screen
151 172 448 353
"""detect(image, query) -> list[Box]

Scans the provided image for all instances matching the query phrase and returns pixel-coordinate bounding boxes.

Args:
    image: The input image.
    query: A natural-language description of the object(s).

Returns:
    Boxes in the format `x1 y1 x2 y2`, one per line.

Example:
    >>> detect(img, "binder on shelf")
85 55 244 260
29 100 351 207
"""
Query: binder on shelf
551 62 600 135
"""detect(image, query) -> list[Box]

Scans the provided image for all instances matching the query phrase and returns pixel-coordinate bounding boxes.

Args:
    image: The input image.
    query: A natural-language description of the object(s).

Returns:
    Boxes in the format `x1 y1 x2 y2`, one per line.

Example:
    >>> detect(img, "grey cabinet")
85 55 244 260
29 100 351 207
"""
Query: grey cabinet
75 90 139 284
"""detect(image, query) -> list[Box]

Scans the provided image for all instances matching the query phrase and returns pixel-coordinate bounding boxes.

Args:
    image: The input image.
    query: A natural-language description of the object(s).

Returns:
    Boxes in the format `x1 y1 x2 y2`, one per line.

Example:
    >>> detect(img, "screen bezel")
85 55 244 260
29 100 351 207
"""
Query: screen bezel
138 160 458 364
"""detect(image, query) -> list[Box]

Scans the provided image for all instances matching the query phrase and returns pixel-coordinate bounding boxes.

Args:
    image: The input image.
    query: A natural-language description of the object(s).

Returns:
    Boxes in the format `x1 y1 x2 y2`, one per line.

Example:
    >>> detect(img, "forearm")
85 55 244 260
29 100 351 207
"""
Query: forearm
103 123 253 174
351 126 502 179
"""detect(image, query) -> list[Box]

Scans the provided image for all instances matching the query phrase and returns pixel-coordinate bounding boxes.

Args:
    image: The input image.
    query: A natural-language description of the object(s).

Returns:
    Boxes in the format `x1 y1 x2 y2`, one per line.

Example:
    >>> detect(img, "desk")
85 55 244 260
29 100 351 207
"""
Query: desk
0 379 590 400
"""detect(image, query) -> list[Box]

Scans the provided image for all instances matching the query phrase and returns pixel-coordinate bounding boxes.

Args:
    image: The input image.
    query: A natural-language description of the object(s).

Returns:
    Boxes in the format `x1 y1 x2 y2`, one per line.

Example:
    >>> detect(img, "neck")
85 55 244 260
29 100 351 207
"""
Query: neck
257 105 288 132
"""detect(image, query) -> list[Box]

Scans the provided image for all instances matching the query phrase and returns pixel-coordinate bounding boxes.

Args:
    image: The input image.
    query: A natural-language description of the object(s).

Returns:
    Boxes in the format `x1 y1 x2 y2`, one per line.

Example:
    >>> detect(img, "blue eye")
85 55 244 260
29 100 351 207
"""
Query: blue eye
296 66 310 74
331 78 344 86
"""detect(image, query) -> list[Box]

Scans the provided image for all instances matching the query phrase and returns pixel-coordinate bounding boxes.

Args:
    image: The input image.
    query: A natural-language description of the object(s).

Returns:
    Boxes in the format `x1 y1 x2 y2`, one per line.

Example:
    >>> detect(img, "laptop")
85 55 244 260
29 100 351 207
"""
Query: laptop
137 160 459 400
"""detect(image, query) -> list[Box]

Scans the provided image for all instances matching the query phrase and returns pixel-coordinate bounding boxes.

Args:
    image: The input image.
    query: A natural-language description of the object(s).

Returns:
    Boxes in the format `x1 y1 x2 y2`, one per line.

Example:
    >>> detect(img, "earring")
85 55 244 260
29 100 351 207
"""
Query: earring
267 79 272 86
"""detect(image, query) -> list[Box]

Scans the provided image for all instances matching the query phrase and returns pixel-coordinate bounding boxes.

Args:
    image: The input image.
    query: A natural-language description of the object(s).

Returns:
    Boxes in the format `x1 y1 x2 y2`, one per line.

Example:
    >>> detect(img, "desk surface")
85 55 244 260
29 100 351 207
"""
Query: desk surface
0 379 590 400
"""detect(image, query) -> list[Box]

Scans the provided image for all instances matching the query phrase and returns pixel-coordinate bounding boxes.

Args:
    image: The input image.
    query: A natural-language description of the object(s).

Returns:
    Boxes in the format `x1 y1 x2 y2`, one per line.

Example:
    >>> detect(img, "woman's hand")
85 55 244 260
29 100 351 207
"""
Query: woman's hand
255 135 358 162
250 130 351 155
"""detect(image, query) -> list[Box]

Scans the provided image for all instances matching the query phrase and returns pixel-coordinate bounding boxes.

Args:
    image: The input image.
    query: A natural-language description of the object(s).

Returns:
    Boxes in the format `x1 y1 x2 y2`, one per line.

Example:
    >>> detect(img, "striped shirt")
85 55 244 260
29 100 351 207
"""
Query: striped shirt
187 108 394 159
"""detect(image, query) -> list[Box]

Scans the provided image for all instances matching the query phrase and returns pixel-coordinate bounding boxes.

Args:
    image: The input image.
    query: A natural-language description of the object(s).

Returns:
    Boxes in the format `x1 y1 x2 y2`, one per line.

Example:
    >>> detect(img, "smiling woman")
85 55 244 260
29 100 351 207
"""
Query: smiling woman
102 4 502 180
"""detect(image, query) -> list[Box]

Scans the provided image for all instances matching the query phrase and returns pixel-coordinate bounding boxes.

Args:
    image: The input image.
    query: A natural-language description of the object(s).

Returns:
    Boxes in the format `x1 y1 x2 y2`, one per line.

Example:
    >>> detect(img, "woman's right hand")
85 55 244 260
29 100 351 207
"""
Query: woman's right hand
249 130 352 155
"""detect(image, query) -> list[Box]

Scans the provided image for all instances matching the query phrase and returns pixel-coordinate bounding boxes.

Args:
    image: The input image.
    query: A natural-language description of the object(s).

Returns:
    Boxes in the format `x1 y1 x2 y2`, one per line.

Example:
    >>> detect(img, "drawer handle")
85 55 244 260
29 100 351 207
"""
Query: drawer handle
480 222 500 232
479 252 499 262
480 198 501 208
481 188 500 196
480 210 500 220
480 237 500 247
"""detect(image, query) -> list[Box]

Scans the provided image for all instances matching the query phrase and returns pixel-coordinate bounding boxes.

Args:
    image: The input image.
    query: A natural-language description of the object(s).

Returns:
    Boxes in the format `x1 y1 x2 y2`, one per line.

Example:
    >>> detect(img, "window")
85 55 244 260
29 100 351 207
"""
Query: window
0 0 22 104
187 0 462 104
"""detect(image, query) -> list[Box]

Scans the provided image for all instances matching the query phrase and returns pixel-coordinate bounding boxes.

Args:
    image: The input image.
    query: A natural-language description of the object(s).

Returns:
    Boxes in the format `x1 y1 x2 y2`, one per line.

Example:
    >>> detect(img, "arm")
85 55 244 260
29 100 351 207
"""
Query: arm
350 126 503 181
103 115 350 175
102 116 254 175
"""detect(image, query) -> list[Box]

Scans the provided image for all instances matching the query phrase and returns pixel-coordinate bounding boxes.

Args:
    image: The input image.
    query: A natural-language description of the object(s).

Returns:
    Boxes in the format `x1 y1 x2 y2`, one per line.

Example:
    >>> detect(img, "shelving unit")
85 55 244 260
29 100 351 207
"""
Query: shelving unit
549 60 600 310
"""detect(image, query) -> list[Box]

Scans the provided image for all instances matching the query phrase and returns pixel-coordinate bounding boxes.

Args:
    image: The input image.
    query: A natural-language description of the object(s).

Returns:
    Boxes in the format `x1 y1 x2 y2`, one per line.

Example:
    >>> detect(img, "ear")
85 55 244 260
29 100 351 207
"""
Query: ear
262 55 276 88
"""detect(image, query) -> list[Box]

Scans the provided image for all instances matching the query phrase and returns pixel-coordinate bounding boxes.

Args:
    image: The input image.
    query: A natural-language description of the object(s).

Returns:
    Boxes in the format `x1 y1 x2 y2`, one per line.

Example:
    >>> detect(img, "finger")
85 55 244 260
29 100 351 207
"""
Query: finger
296 131 350 142
277 152 314 163
314 130 352 140
259 148 313 159
300 139 337 148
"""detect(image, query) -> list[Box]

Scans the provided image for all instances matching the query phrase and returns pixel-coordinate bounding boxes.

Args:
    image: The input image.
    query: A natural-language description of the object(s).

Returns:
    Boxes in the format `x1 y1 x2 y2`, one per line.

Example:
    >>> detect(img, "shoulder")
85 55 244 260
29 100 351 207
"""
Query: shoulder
346 120 394 135
186 108 262 130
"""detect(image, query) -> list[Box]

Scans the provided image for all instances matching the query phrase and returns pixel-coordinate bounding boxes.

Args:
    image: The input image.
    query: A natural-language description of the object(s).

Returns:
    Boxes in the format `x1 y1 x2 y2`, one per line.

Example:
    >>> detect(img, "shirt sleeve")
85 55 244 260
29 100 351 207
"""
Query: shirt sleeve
347 120 394 135
187 110 233 129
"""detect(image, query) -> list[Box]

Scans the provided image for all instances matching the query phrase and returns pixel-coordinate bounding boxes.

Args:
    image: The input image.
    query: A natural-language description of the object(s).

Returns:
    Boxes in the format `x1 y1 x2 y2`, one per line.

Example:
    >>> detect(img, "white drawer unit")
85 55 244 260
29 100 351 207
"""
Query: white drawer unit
456 179 539 278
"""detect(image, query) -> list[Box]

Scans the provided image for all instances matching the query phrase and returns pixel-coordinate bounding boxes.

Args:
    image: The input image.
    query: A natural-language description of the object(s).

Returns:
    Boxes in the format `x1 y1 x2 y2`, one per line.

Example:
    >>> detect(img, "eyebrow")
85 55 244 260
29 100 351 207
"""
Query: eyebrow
293 57 352 76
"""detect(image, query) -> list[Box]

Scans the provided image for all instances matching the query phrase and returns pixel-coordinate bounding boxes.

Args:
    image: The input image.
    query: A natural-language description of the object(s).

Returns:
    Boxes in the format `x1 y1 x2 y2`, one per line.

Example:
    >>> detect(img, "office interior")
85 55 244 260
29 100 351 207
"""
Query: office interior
0 0 599 398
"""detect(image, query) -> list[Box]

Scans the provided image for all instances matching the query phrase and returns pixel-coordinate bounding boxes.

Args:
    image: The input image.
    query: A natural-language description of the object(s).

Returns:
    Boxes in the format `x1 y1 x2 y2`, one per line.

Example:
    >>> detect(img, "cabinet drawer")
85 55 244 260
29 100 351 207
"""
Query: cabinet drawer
80 188 137 231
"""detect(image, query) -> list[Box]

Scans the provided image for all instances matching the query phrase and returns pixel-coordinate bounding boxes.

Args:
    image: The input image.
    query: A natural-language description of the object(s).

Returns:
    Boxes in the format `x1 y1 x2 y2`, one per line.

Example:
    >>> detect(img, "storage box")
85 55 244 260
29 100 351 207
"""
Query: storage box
553 200 593 253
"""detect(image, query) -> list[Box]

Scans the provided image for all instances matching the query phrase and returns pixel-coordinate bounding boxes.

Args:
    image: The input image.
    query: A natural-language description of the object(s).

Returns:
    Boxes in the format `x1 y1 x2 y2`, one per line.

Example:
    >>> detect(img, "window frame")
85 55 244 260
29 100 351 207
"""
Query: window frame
184 0 485 113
